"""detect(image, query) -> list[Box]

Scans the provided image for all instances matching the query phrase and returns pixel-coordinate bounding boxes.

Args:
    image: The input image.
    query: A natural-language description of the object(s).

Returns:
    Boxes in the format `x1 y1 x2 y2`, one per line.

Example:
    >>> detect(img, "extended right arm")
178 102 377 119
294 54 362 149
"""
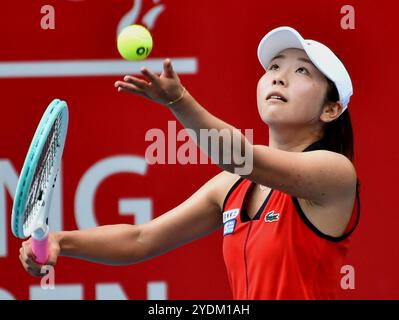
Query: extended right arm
19 171 239 276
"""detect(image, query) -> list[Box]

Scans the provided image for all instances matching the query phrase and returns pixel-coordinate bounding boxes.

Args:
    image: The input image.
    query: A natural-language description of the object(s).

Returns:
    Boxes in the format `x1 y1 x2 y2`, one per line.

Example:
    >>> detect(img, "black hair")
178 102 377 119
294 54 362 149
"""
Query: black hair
320 78 354 163
321 77 361 211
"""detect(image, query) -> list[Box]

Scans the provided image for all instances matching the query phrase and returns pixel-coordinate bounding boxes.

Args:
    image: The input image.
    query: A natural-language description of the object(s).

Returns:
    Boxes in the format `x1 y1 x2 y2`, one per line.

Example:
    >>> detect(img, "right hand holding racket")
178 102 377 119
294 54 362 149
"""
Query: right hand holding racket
19 233 61 277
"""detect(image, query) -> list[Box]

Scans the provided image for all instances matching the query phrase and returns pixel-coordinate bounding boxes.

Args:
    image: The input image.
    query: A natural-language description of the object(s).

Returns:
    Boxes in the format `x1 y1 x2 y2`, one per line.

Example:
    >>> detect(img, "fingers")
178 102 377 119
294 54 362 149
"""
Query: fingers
163 58 176 78
28 268 45 278
21 240 35 261
140 67 160 84
114 81 147 97
20 241 38 267
115 62 179 102
115 65 161 94
123 75 149 90
19 254 42 277
19 242 45 277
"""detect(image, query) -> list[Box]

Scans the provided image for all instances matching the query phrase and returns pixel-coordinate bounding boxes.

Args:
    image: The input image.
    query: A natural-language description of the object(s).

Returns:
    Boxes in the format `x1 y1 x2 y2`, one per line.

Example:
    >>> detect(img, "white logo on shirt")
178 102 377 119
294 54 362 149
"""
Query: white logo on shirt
223 208 239 223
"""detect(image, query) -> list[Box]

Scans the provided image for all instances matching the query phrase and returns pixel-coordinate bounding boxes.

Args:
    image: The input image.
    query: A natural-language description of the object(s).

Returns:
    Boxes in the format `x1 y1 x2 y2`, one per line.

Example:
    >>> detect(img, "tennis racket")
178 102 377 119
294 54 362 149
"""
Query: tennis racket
12 99 69 264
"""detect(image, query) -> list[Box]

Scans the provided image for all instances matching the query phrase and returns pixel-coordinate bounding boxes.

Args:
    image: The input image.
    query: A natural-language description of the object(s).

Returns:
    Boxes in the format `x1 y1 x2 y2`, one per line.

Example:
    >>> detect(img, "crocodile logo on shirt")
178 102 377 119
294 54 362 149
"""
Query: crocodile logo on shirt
265 210 280 223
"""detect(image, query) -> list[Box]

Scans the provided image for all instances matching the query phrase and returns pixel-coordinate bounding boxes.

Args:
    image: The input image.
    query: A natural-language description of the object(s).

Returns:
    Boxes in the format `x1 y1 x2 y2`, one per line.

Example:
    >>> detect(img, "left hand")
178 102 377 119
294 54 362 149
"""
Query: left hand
114 58 185 107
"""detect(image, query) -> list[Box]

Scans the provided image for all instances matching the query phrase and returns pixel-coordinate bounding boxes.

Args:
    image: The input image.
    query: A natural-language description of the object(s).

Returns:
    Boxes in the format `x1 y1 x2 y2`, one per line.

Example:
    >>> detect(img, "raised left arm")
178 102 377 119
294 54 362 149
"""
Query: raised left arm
169 92 356 205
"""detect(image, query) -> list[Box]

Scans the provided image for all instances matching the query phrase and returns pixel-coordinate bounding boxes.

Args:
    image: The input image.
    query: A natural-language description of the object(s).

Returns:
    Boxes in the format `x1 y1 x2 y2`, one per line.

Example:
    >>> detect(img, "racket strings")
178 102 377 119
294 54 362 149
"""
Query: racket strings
24 113 62 228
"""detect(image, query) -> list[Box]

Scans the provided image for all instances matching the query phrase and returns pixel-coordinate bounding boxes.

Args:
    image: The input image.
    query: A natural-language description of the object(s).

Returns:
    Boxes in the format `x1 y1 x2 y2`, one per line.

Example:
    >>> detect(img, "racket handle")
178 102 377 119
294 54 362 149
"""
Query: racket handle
32 234 49 264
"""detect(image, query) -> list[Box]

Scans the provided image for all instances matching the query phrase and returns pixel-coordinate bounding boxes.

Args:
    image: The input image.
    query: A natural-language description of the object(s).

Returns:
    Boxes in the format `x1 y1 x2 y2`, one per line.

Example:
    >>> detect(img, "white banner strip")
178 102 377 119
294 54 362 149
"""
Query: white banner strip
0 58 197 78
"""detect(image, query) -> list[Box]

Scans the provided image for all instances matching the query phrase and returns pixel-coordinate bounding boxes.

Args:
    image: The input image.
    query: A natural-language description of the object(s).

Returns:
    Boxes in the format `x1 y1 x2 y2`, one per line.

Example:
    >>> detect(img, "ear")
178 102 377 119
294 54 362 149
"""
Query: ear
320 101 343 123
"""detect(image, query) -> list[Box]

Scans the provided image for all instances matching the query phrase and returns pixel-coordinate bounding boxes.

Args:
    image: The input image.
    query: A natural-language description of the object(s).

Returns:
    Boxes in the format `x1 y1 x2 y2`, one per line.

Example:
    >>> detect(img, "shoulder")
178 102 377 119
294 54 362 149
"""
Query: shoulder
292 152 359 237
205 171 243 212
312 149 357 174
315 150 357 189
251 145 357 206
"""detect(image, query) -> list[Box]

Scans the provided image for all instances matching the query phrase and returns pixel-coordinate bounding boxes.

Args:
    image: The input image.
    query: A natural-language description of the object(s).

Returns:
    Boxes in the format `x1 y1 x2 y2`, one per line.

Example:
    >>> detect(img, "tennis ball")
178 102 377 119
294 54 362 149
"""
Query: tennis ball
117 24 153 61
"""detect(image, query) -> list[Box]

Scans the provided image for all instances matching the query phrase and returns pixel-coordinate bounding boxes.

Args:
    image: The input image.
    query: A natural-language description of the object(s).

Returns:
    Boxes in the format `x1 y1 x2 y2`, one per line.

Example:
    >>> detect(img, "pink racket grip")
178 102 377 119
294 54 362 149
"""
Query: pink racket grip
32 235 49 264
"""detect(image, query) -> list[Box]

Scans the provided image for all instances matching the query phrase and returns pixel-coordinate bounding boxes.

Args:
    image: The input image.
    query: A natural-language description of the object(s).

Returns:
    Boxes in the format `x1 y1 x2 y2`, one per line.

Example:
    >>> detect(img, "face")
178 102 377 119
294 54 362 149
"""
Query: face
257 48 330 129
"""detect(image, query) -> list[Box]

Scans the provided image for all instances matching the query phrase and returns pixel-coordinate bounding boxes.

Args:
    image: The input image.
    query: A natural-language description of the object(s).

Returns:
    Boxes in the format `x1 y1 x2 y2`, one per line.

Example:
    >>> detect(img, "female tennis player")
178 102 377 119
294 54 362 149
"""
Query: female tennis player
19 26 360 299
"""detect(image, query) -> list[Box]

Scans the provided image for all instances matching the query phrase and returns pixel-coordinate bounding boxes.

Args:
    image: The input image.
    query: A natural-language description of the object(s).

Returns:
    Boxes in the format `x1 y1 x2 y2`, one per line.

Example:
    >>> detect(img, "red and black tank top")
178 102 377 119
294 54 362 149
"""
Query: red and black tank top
222 139 360 299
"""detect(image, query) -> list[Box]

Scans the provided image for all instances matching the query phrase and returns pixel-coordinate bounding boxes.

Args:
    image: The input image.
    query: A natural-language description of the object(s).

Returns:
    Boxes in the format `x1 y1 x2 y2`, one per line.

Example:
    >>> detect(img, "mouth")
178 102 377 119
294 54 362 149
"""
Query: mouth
266 92 287 102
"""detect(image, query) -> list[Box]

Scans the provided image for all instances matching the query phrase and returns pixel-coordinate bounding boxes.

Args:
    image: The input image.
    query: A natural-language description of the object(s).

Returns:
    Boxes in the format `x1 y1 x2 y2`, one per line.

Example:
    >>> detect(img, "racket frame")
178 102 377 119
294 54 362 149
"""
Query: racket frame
12 99 68 261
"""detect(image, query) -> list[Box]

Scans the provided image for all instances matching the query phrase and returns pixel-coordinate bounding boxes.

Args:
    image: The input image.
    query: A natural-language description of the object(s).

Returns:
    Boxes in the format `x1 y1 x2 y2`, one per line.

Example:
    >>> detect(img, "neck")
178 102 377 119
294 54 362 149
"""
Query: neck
268 127 323 152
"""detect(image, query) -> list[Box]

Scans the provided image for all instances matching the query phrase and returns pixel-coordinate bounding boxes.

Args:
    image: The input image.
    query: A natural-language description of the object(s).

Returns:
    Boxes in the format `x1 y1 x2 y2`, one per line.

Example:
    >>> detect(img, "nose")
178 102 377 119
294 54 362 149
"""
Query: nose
270 69 288 87
272 77 286 87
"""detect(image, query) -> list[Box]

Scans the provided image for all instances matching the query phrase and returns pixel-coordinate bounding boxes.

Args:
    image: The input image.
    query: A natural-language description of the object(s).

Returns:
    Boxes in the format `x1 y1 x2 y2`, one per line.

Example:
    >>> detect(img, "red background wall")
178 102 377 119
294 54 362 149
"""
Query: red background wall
0 0 397 299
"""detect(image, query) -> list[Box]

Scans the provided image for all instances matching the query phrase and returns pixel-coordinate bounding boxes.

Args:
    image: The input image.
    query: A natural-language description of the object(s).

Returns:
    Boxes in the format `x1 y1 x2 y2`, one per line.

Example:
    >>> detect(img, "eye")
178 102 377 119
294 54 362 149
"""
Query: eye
297 67 310 75
268 64 279 70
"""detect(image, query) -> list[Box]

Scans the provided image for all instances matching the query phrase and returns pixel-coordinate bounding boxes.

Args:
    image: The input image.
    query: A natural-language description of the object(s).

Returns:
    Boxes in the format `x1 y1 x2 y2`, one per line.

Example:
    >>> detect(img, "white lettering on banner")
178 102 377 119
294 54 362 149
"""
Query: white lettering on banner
50 164 63 232
117 0 166 36
147 281 167 300
0 288 15 300
75 155 152 229
96 281 167 300
0 160 17 258
117 0 142 35
142 0 165 30
0 59 198 78
96 283 128 300
1 281 168 299
30 284 83 300
119 198 152 225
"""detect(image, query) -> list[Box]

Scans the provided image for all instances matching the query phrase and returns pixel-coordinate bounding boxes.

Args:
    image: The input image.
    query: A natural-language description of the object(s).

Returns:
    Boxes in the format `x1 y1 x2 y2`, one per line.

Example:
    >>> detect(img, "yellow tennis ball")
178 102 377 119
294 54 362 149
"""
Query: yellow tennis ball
117 24 153 61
